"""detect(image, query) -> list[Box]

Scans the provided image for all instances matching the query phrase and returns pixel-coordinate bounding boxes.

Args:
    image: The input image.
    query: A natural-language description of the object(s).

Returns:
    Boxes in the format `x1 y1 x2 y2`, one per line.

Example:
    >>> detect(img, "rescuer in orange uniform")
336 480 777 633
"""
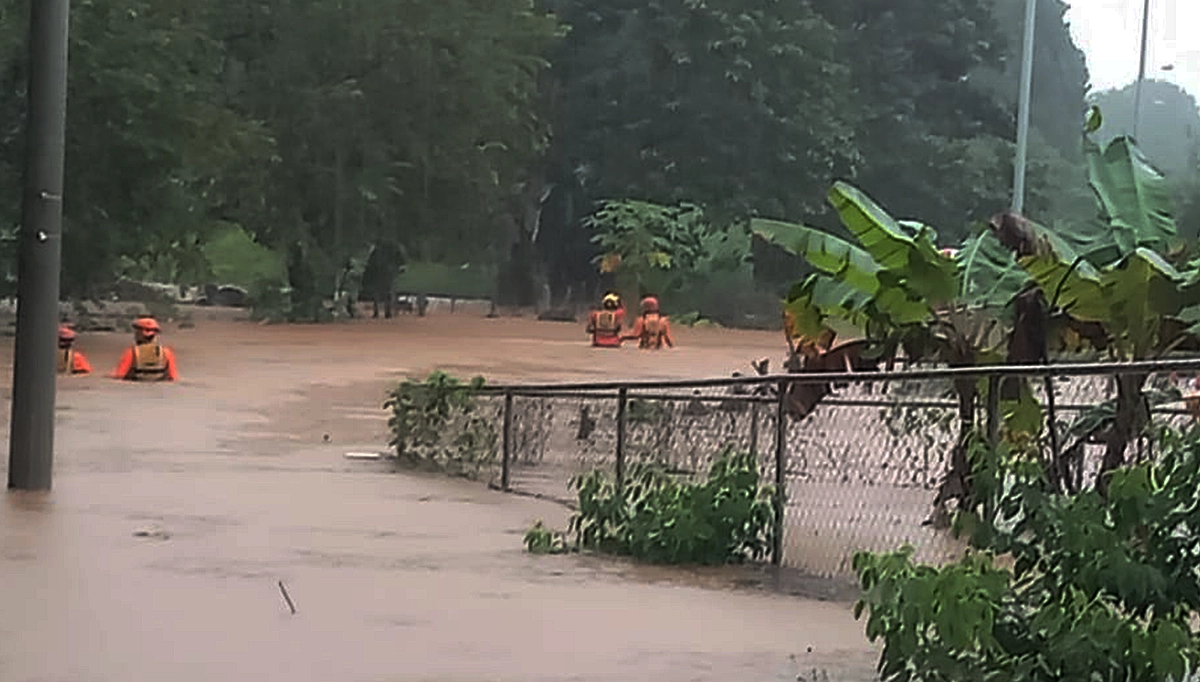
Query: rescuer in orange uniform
624 295 674 349
112 317 179 382
57 325 92 375
586 292 626 348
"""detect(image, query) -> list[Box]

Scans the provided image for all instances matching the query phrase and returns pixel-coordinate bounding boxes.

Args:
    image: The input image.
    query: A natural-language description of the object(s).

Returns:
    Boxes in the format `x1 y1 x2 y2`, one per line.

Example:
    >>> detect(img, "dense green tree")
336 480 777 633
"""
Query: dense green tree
807 0 1018 237
0 0 273 296
535 0 1091 306
543 0 857 220
1 0 560 306
531 0 859 303
214 0 561 314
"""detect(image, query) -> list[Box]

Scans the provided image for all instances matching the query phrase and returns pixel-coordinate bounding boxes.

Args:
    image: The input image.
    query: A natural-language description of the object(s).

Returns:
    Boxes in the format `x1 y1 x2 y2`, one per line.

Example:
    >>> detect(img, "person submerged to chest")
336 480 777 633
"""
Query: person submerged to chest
587 292 626 348
56 325 92 375
623 296 675 350
112 317 179 382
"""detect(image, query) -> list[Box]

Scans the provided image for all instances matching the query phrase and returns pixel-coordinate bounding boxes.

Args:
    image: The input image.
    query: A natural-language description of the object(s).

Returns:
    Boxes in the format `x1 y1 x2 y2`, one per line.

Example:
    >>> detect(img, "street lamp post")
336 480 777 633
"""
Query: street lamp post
1012 0 1038 214
1132 0 1152 140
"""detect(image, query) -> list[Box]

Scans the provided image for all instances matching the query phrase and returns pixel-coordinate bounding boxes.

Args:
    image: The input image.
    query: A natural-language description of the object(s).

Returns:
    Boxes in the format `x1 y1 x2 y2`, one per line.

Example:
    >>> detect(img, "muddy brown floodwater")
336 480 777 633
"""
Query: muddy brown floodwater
0 311 878 682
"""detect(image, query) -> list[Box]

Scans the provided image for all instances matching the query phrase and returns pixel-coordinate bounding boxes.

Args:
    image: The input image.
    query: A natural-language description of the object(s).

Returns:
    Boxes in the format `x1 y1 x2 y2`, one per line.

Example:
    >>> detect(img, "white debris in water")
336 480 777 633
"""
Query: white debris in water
343 451 383 460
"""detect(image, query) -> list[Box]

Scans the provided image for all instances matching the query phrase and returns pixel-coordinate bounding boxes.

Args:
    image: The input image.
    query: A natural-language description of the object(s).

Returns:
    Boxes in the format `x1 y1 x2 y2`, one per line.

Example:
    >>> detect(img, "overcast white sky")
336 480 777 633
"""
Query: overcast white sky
1066 0 1200 101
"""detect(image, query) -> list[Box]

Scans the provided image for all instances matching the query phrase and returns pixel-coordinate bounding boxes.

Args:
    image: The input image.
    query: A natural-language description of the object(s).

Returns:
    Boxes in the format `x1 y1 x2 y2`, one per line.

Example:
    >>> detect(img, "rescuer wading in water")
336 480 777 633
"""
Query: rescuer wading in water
112 317 179 382
623 296 674 349
586 292 626 348
57 325 92 375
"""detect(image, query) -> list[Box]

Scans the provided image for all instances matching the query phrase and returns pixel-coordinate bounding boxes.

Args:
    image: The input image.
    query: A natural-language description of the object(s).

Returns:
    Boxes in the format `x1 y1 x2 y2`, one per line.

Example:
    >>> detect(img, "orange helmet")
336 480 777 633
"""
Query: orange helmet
132 317 161 333
58 325 76 341
640 296 659 313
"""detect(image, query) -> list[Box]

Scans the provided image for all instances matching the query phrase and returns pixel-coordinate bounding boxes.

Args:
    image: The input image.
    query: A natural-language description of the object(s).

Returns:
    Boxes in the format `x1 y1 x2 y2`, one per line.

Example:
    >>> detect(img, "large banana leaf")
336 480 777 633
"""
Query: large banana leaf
783 276 870 340
783 277 828 341
1084 135 1177 256
874 287 934 326
1101 248 1186 357
957 229 1029 310
826 182 959 304
1019 249 1106 322
751 218 881 295
1019 243 1186 357
756 216 935 330
994 214 1112 320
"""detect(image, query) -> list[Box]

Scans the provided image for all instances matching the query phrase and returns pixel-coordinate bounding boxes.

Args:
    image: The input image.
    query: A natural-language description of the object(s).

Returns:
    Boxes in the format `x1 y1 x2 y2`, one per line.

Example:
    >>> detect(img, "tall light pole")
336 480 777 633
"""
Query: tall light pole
1132 0 1152 140
8 0 70 492
1012 0 1038 214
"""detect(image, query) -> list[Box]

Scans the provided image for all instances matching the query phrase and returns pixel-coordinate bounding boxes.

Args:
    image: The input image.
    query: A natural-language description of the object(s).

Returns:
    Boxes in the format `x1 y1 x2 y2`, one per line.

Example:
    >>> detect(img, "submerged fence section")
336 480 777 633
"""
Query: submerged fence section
419 360 1200 582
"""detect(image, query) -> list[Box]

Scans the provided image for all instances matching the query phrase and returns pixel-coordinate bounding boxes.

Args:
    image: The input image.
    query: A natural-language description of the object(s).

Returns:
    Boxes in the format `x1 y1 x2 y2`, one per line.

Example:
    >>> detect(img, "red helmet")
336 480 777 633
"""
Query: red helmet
640 296 660 313
58 325 76 341
132 317 161 333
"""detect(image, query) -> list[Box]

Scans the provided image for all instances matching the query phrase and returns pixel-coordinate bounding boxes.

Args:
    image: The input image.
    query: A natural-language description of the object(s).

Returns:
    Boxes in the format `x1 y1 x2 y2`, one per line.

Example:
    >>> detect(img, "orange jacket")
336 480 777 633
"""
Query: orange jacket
112 343 179 381
623 313 674 349
58 348 92 375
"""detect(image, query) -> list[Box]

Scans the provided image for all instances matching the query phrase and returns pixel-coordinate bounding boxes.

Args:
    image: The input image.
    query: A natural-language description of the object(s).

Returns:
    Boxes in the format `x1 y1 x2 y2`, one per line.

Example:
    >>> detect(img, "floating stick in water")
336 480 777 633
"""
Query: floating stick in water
278 580 297 615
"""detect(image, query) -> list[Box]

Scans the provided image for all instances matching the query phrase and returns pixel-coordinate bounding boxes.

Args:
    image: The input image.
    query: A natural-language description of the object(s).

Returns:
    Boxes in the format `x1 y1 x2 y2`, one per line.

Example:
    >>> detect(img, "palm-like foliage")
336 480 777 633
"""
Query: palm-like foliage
755 105 1200 499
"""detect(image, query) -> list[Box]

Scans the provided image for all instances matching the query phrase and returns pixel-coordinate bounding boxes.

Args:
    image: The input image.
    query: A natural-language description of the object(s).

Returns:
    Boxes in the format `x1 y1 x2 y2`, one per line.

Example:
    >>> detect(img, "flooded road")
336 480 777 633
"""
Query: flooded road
0 313 877 681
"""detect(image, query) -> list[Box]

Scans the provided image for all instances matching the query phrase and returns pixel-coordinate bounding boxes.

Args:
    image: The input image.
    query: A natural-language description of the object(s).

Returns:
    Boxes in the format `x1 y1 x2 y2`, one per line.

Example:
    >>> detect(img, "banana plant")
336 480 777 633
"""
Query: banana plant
752 181 968 361
756 105 1200 503
997 106 1200 492
753 181 1021 513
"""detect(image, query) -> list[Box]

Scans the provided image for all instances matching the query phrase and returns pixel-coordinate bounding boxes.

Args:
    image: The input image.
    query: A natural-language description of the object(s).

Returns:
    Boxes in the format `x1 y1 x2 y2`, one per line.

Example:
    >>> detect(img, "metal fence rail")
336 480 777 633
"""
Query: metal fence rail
404 359 1200 583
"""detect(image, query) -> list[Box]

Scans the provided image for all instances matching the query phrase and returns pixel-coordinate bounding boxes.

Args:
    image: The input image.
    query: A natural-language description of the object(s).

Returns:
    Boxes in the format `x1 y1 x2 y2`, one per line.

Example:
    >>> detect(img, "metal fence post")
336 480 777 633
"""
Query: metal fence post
616 386 628 488
501 391 513 491
986 374 1000 448
1042 370 1061 464
749 402 759 456
773 380 787 566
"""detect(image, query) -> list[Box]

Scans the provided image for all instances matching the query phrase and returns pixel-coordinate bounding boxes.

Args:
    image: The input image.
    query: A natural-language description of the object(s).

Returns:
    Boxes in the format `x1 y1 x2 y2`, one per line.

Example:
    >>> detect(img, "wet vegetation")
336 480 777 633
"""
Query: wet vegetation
383 371 496 479
524 448 776 566
853 424 1200 682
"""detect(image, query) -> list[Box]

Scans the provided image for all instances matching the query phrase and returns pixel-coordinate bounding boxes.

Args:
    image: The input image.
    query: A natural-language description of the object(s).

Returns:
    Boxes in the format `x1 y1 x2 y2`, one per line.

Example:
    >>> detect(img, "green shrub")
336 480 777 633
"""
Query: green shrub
524 520 570 555
383 371 497 479
853 426 1200 682
565 447 776 565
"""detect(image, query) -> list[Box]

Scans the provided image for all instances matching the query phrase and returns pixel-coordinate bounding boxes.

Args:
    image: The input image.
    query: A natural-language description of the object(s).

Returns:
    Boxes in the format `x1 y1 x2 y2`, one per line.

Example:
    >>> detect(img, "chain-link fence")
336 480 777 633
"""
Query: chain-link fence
397 359 1200 584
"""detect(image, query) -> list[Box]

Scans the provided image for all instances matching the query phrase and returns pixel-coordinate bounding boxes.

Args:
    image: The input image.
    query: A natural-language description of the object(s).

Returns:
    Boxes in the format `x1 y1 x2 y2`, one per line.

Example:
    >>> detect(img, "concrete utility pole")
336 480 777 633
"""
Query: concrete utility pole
1132 0 1152 140
8 0 71 491
1011 0 1038 214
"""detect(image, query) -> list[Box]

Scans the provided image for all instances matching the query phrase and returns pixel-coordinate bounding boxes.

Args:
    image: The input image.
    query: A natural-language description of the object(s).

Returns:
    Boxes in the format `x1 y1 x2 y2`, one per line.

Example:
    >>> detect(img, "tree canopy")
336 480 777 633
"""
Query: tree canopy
4 0 1173 318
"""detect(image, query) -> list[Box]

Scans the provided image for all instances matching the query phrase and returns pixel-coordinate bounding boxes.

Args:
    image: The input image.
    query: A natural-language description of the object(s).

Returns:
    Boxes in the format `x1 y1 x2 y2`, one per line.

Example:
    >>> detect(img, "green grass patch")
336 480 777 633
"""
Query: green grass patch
394 261 495 299
202 223 286 289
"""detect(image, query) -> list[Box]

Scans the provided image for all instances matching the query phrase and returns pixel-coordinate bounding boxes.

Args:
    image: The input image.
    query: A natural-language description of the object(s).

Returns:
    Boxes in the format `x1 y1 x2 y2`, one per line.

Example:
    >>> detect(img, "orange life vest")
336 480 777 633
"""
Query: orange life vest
132 342 168 381
640 314 665 348
595 310 620 334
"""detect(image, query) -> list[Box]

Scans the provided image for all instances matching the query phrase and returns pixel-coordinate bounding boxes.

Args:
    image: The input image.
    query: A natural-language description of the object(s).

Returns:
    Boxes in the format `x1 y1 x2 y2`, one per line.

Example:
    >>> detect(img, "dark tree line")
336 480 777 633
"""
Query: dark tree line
3 0 1184 315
